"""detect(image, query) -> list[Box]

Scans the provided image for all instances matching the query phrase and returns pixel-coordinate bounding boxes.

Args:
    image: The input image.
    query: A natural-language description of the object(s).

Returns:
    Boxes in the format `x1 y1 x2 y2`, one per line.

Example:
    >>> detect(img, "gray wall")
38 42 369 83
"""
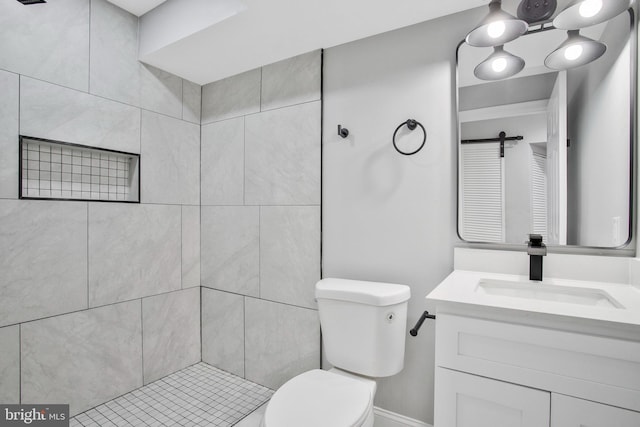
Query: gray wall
322 9 482 424
567 13 632 247
0 0 201 415
200 51 322 390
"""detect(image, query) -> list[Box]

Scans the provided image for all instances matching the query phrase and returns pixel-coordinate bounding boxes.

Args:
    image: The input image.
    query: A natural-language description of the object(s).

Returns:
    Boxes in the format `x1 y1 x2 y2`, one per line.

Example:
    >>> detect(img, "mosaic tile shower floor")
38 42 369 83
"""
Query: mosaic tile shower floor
70 363 273 427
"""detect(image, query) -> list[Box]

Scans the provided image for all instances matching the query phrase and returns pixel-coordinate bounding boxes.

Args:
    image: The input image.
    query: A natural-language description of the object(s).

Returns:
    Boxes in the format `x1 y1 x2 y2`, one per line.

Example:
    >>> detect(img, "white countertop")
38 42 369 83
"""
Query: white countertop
426 270 640 328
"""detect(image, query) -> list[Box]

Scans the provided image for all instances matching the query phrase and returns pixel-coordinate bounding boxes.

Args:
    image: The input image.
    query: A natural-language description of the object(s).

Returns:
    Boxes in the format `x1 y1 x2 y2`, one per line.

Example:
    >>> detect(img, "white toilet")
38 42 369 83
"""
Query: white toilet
261 278 411 427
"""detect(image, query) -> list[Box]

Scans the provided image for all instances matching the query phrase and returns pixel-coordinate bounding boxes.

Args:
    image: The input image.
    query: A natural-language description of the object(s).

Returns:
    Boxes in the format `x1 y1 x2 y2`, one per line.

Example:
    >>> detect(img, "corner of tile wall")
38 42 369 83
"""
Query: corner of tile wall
199 49 322 390
140 110 200 205
202 288 245 377
201 68 261 124
0 0 204 417
142 288 201 384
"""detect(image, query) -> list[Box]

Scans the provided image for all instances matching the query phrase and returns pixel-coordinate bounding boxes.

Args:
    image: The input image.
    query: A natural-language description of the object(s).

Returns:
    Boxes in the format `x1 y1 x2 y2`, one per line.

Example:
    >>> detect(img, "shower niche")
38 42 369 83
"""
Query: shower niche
19 136 140 203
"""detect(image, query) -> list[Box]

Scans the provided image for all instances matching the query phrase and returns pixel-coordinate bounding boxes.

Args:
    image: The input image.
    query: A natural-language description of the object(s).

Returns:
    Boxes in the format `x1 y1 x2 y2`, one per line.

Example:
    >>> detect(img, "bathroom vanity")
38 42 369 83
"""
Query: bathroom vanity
426 268 640 427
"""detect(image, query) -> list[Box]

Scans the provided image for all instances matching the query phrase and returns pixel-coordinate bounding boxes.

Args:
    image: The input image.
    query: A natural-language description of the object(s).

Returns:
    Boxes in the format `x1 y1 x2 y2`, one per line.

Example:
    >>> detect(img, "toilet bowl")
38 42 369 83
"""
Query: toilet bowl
261 278 411 427
261 369 376 427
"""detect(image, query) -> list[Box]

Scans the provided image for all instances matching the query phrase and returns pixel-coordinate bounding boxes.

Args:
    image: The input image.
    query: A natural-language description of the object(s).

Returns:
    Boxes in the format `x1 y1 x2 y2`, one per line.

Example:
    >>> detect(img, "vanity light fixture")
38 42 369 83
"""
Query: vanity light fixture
544 30 606 69
474 45 525 80
553 0 631 29
466 0 529 47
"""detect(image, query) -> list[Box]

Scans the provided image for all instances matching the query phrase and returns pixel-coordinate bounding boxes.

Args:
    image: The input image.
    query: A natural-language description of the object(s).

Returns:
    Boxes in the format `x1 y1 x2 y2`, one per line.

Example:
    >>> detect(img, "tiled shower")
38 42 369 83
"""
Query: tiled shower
0 0 321 424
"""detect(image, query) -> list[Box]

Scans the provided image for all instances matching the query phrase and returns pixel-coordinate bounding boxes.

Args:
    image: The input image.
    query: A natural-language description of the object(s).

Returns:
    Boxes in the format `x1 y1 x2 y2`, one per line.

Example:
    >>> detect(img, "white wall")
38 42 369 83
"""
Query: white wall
567 13 632 247
322 8 482 423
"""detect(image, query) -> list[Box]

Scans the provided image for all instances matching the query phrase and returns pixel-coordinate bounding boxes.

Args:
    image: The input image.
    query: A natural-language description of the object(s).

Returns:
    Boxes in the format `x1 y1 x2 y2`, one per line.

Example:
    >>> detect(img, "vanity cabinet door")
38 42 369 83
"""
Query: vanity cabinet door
551 394 640 427
434 367 550 427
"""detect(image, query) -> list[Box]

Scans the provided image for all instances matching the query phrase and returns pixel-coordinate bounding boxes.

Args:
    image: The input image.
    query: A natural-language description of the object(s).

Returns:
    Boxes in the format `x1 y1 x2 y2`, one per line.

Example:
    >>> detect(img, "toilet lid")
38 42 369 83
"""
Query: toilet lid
263 370 374 427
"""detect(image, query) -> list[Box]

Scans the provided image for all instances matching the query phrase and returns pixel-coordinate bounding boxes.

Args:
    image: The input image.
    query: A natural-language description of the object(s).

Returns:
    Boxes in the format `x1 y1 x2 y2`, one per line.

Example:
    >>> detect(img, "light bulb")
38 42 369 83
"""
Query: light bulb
487 21 506 38
579 0 603 18
492 57 508 72
564 44 584 60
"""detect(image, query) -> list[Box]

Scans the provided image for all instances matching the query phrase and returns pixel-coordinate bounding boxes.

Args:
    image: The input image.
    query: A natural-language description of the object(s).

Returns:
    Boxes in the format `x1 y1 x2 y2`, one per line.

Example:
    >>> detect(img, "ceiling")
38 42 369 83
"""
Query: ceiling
106 0 167 17
106 0 490 85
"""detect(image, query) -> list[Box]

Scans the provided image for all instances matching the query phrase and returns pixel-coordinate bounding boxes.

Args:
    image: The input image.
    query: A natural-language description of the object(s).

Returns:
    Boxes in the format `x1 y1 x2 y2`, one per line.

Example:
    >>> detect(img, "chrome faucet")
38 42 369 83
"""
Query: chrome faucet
527 234 546 281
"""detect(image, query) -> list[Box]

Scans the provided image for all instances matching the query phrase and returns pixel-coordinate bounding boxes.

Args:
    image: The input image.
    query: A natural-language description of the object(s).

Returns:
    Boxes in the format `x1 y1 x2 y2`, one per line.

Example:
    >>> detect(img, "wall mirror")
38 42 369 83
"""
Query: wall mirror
456 6 635 250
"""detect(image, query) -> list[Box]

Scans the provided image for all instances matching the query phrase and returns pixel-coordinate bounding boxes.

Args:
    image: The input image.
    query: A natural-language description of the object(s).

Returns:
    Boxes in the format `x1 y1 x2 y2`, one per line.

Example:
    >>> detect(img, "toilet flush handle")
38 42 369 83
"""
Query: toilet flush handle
409 311 436 337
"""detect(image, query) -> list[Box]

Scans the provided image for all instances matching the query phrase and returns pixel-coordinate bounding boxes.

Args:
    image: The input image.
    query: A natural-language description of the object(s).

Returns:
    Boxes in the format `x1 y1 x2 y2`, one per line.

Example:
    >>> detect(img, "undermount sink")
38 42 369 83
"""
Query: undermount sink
475 279 624 309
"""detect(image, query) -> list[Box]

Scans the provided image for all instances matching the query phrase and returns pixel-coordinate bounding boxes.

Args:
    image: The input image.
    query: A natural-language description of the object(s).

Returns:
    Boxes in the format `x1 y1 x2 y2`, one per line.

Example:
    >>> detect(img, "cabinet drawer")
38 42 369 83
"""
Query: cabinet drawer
434 367 550 427
552 394 640 427
435 313 640 411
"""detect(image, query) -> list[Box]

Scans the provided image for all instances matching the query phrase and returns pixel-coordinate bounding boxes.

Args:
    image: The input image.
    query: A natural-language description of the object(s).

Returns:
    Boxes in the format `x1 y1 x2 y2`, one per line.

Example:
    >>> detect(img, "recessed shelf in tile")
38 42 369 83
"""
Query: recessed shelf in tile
19 136 140 203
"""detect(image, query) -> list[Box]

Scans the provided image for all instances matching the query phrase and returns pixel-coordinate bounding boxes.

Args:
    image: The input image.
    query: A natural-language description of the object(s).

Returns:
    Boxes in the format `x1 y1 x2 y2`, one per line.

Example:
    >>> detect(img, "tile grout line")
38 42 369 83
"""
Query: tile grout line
86 203 89 309
140 298 145 387
2 286 193 330
259 67 263 112
18 71 199 125
87 0 91 94
319 48 324 369
258 206 261 300
199 82 203 365
243 296 246 379
18 324 21 405
200 286 203 363
200 98 321 127
180 206 183 289
243 115 246 206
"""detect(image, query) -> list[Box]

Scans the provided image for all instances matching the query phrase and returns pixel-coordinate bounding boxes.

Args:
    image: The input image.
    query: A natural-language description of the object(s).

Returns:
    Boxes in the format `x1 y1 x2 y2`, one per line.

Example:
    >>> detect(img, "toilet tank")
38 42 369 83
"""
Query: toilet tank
316 278 411 378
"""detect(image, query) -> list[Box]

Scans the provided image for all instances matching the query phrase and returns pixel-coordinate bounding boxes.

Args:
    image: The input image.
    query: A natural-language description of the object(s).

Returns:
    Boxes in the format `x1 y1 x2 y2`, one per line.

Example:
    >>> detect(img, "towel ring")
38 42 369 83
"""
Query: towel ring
393 119 426 156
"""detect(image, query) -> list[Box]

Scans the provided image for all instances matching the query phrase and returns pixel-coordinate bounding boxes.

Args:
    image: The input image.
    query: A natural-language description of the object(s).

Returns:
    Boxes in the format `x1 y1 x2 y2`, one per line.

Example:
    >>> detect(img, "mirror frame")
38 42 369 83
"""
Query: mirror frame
454 9 638 255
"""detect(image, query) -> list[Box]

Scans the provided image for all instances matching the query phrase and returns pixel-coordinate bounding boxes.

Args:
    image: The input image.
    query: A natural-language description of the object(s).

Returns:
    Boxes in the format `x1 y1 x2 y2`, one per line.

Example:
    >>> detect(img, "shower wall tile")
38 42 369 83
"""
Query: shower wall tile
201 117 245 205
182 205 200 289
201 68 261 124
201 206 259 297
202 289 245 377
140 110 200 205
0 325 20 404
21 301 143 416
0 200 87 327
183 80 202 124
261 50 322 111
0 0 89 92
88 203 181 307
20 77 141 154
0 70 19 199
260 206 320 309
142 288 201 384
245 298 319 389
245 101 321 205
89 0 140 106
141 64 183 119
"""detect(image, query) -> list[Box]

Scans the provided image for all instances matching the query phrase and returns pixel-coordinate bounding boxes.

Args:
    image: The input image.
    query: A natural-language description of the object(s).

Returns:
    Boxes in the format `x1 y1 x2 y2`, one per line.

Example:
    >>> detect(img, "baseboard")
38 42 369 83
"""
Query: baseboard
373 407 432 427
